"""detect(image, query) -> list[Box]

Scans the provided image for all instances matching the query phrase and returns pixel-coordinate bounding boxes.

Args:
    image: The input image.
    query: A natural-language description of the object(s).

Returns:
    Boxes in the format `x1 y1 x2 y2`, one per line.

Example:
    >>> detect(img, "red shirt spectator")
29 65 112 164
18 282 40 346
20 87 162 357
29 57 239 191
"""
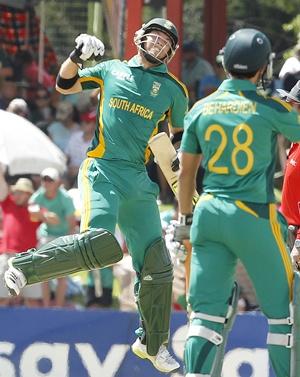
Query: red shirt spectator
280 142 300 228
0 194 39 253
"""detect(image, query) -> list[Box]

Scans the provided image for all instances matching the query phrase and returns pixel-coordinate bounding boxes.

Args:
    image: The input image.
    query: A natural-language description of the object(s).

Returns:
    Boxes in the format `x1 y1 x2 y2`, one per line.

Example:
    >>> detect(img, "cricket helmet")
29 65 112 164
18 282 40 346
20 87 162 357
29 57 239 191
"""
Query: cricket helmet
222 28 273 78
134 18 179 64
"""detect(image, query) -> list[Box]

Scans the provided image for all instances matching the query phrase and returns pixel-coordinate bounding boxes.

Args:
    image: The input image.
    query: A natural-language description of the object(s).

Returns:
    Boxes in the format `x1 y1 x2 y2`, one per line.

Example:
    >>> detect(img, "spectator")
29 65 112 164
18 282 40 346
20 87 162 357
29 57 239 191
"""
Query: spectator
29 85 55 132
279 42 300 81
47 101 80 151
29 167 77 307
6 98 29 118
197 53 226 99
13 50 55 94
181 40 214 106
0 170 45 307
0 45 13 82
0 78 19 110
65 110 96 188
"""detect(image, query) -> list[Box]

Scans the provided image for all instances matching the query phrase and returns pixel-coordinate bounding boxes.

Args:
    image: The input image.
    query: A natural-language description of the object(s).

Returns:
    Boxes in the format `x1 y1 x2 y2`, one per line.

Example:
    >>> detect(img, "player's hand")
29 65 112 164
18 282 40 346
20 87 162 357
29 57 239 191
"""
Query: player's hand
291 240 300 271
173 214 193 242
70 34 105 64
165 221 187 263
43 211 60 225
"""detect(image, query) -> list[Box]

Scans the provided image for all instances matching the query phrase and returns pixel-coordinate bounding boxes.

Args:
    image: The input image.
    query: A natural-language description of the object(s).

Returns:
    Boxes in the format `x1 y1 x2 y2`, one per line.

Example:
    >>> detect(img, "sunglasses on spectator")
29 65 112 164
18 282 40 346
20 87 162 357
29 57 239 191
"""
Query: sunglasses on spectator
41 176 55 183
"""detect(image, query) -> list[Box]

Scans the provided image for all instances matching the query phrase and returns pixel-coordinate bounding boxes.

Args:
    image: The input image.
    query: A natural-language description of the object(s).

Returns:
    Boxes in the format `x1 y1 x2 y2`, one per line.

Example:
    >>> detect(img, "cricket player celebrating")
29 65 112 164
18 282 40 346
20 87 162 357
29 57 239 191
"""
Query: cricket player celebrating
4 18 188 373
176 28 300 376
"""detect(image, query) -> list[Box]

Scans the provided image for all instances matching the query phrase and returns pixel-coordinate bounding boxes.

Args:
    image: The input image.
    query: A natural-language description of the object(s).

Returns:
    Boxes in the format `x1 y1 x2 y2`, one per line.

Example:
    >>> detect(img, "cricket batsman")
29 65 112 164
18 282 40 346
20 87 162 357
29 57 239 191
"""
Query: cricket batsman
4 17 188 373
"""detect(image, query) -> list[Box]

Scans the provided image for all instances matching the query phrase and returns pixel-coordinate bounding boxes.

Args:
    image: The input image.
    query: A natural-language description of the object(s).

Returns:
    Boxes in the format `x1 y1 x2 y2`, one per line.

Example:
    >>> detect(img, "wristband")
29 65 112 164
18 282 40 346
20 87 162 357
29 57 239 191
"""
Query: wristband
178 213 193 225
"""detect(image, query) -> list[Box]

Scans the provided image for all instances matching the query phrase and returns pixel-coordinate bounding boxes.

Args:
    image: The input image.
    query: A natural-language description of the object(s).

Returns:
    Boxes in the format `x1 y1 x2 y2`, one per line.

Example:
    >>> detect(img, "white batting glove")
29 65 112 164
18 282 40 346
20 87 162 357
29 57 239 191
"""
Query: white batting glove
70 34 105 64
165 221 187 263
291 240 300 271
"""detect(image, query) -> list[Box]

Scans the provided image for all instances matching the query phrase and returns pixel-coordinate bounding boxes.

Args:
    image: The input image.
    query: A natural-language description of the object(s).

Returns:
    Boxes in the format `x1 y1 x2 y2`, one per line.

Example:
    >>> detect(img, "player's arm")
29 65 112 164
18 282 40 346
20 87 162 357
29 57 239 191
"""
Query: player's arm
178 151 202 215
56 34 105 95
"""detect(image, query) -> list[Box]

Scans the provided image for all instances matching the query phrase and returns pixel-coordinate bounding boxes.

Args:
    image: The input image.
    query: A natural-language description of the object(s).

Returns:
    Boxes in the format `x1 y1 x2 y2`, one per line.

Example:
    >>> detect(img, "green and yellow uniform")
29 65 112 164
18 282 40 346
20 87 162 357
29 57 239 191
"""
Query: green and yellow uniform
78 55 187 264
182 79 300 376
78 56 188 354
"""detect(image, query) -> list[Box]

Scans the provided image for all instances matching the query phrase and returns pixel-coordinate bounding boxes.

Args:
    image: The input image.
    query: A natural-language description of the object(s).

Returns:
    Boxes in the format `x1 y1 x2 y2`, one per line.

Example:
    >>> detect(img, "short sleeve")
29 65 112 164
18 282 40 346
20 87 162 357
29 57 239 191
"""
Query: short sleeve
181 111 202 154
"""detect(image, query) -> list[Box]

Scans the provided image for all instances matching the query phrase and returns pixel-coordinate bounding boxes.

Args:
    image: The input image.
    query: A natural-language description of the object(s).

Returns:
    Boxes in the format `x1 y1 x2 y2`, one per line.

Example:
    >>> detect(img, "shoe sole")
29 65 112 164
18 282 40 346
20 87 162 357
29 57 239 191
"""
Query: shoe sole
4 258 19 296
4 275 18 296
131 345 180 374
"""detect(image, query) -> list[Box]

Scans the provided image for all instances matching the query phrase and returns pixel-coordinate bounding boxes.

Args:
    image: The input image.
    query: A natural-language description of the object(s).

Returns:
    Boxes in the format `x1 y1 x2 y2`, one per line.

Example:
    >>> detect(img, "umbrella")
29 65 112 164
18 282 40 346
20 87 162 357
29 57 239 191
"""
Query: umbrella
0 110 66 175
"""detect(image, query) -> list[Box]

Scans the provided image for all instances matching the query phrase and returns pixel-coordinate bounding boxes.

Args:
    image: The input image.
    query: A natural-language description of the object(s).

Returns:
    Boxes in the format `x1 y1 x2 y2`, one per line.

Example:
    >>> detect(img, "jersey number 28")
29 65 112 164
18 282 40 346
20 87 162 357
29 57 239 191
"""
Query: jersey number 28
205 123 254 175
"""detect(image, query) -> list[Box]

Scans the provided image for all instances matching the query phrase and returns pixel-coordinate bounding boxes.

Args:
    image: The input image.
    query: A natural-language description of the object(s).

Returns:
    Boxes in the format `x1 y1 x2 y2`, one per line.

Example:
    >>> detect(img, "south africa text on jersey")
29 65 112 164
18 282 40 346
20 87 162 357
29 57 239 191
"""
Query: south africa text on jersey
109 97 154 120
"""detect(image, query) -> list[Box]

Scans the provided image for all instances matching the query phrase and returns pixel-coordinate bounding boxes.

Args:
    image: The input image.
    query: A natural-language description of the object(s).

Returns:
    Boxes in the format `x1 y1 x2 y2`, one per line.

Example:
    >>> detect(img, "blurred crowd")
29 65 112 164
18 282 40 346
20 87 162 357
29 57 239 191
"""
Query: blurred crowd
0 36 299 313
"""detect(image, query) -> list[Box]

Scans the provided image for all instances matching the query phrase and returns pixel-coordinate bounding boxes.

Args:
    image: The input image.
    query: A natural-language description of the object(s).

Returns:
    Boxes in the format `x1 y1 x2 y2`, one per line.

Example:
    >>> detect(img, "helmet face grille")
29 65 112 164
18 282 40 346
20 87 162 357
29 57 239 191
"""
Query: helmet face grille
142 18 178 49
134 18 179 64
134 31 175 64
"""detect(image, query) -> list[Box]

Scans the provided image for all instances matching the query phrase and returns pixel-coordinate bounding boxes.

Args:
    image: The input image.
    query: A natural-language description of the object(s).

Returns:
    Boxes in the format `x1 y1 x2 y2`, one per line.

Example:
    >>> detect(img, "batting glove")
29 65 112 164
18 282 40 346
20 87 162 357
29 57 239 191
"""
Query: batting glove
70 34 105 65
165 221 187 263
291 239 300 271
173 213 193 242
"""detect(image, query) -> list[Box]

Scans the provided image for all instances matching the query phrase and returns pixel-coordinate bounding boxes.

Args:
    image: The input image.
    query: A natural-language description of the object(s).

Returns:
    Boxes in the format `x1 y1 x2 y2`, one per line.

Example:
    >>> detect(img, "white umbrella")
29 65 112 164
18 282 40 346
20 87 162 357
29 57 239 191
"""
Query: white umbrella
0 110 66 175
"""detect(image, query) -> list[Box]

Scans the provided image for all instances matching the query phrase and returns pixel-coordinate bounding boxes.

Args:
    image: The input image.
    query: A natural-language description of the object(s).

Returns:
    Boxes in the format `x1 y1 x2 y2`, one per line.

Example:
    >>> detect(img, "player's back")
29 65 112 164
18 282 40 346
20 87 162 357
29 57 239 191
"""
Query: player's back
188 79 300 203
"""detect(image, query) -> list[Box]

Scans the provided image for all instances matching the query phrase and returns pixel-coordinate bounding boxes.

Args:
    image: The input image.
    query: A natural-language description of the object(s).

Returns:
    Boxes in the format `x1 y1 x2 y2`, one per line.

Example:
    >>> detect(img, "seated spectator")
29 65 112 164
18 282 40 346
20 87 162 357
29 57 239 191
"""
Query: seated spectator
181 41 214 106
65 110 96 188
47 101 80 151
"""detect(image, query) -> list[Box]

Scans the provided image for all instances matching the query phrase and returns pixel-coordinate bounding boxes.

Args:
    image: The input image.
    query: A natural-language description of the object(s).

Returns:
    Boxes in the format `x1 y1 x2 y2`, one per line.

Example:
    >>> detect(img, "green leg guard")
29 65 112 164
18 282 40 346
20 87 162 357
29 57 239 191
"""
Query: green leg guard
185 282 239 376
211 282 240 377
136 238 173 356
12 228 123 285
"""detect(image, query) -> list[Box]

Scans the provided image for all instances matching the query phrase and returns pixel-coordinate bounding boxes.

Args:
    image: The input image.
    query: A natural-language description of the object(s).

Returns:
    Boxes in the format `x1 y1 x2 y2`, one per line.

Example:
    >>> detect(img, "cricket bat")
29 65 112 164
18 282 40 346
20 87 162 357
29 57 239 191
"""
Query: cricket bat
148 132 199 205
148 132 198 292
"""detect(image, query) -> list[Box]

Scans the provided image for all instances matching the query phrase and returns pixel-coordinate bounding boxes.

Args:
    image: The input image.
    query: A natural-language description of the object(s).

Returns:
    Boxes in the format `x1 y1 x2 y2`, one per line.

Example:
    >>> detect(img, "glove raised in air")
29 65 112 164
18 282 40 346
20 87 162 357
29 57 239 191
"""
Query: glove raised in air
70 34 105 64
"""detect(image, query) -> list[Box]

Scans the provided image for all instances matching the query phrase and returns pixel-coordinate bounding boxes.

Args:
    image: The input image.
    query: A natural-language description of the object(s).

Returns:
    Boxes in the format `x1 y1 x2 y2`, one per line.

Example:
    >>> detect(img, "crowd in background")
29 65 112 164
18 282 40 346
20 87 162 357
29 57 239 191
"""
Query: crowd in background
0 35 299 312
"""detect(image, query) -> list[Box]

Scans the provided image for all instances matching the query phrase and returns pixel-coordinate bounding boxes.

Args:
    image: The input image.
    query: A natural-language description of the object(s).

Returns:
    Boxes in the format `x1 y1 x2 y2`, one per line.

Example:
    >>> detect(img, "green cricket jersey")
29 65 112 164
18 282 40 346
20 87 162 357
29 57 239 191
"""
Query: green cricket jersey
78 56 188 165
181 79 300 203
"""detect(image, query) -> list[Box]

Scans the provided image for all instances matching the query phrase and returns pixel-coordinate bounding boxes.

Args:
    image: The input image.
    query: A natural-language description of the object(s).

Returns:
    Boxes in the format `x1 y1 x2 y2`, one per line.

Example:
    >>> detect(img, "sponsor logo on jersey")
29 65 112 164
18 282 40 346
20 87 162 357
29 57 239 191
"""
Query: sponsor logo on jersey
111 70 134 82
150 81 161 97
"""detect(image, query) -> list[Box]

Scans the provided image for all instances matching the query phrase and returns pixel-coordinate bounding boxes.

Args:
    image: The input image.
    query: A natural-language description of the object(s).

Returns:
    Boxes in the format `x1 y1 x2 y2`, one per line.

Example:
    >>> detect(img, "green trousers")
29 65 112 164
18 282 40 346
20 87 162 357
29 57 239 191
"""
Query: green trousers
78 158 162 272
78 158 172 354
185 194 293 377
